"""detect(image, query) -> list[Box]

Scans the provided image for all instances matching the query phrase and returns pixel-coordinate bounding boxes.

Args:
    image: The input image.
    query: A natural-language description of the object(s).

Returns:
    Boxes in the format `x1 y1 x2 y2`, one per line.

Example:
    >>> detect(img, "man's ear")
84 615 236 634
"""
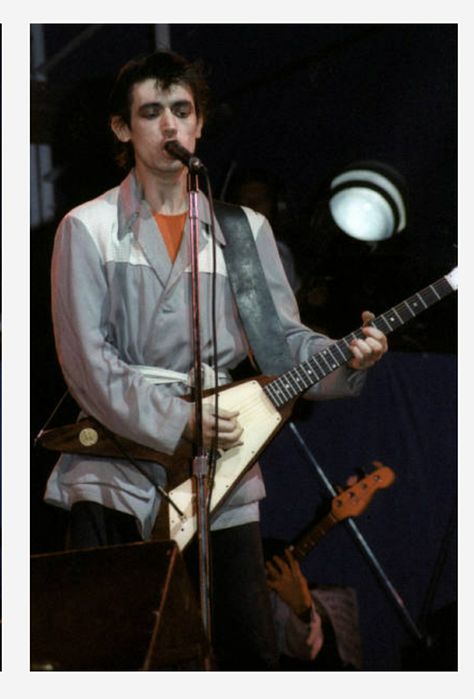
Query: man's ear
195 115 203 140
111 115 131 143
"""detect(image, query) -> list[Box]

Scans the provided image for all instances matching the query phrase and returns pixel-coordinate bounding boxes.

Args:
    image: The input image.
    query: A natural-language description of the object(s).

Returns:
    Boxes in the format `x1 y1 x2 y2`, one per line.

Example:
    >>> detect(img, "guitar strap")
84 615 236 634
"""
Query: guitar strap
213 200 294 375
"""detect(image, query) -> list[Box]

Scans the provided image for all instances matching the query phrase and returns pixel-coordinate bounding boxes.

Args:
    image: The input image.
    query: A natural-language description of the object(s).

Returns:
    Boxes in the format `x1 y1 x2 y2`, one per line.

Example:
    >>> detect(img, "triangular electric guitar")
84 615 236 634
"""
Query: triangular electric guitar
38 268 457 550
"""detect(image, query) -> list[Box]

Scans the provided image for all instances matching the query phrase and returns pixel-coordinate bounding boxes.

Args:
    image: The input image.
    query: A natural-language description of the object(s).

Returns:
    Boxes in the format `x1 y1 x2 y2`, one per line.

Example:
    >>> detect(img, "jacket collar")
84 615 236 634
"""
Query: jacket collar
116 168 226 246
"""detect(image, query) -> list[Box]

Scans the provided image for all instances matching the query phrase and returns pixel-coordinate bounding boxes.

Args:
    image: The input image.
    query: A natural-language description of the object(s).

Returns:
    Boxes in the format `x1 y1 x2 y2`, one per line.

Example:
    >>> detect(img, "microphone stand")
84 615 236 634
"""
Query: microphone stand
187 167 213 668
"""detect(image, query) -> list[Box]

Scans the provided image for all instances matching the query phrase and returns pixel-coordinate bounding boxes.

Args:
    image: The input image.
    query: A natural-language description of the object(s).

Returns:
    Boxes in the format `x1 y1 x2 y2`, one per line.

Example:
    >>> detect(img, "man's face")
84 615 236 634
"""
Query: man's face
112 79 203 176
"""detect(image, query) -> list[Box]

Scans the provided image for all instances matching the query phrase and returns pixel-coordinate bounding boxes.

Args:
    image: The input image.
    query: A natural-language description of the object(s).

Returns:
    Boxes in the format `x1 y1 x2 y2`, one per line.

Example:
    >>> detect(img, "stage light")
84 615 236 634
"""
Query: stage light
328 162 407 242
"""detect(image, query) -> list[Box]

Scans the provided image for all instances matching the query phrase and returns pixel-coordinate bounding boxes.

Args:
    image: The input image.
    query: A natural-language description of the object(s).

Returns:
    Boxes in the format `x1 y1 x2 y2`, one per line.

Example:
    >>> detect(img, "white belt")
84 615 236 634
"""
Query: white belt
131 363 231 390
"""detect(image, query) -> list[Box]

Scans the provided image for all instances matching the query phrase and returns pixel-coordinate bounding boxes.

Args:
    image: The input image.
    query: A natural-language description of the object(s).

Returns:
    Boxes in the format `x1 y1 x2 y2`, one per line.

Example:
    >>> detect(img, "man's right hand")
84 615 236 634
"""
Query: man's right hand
184 403 243 449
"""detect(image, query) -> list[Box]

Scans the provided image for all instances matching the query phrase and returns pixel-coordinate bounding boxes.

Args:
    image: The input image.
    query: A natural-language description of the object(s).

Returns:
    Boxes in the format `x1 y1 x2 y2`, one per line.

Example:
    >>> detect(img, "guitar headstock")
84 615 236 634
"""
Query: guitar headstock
445 266 458 291
330 461 395 521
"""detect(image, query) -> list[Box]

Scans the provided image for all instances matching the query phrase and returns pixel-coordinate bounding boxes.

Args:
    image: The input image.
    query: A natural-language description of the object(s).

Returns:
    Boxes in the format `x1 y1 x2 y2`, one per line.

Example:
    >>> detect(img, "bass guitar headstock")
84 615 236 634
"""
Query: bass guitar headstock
330 461 395 521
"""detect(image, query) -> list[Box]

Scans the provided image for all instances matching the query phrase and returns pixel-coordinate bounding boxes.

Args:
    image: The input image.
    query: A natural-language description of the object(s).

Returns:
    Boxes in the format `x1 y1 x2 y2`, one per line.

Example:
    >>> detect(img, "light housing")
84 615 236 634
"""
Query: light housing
328 161 407 242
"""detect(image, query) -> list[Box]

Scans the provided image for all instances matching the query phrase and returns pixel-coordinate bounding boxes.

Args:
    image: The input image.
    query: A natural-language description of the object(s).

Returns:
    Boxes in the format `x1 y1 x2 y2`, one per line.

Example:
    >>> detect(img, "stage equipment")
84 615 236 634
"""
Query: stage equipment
30 540 209 671
166 140 215 663
328 161 407 242
289 423 423 643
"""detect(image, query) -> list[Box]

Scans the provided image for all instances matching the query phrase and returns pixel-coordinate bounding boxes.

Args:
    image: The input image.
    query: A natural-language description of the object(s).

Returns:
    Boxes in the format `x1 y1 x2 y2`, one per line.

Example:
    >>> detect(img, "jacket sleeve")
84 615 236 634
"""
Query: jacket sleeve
51 213 191 455
250 210 367 400
272 593 324 661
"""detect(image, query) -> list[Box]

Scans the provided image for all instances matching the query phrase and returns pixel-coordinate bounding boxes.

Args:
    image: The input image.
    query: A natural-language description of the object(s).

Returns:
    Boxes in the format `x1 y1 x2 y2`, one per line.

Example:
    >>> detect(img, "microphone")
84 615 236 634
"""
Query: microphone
164 140 206 173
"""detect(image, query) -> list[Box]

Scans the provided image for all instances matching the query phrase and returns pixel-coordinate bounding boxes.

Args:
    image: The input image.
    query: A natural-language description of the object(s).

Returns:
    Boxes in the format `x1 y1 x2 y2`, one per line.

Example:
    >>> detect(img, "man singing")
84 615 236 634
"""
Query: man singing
44 50 387 670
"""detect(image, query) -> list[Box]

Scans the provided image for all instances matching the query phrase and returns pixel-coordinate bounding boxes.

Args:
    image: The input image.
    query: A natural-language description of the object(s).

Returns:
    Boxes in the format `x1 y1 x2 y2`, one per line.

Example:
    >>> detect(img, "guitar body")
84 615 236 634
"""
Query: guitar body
164 377 295 549
38 375 296 550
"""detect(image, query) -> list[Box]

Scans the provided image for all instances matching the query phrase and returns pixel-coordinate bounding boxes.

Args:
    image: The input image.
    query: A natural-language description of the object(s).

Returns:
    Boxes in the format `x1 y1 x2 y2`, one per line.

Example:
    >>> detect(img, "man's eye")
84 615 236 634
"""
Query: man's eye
173 105 192 118
142 107 161 119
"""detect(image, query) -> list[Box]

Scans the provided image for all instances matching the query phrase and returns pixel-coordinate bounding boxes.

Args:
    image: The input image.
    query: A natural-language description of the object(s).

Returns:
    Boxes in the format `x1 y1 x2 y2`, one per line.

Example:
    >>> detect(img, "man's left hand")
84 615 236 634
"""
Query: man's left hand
347 310 388 370
266 548 313 618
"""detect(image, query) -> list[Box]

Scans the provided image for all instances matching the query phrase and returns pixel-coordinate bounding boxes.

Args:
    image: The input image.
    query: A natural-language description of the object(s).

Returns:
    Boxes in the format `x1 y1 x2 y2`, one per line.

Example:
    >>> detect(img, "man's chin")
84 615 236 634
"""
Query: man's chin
140 160 184 177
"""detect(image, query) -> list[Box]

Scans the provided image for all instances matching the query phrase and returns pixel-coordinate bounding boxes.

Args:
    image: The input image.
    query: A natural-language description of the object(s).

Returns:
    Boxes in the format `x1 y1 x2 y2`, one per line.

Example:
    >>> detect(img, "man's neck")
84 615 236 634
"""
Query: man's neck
136 165 189 215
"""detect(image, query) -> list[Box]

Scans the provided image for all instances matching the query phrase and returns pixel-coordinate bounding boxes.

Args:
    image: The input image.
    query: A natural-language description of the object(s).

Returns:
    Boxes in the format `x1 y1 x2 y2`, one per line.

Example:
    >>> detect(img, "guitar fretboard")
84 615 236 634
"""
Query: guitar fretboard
264 272 456 409
291 512 339 561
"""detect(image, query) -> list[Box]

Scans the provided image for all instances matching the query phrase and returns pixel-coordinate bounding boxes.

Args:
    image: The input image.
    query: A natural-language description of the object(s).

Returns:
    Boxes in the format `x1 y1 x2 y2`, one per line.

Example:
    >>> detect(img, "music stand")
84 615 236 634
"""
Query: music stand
30 540 209 671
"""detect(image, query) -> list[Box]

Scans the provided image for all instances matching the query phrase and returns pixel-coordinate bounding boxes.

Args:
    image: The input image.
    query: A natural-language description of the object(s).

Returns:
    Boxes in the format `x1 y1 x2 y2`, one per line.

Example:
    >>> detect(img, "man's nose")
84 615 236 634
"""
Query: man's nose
160 108 177 135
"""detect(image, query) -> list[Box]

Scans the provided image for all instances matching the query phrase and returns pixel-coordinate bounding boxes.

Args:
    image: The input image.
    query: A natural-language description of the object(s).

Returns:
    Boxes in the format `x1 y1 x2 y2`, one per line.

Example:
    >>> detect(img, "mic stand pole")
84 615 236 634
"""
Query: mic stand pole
187 168 213 668
288 421 424 643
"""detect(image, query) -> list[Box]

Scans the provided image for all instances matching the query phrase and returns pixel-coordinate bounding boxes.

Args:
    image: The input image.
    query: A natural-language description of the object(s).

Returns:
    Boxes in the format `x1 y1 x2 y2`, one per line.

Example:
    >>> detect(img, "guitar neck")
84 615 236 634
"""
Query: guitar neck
264 270 457 409
291 511 339 562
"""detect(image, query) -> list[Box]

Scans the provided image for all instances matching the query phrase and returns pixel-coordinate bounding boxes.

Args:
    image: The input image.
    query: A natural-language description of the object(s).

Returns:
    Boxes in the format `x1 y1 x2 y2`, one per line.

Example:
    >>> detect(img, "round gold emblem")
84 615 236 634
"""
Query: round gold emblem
78 427 99 447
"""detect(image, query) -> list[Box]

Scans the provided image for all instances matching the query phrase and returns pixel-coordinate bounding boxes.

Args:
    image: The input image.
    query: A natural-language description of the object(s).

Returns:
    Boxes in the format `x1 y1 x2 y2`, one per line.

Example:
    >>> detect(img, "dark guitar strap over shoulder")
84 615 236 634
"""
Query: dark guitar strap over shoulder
213 200 294 374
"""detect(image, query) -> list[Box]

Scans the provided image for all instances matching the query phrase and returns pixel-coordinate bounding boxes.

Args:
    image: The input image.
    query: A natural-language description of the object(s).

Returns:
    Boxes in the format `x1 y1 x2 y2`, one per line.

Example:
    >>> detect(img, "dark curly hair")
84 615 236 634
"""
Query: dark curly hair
109 50 210 169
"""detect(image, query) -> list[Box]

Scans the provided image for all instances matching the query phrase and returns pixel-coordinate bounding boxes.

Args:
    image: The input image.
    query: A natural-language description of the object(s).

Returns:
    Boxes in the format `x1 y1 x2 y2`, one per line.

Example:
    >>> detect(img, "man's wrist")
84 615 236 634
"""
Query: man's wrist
296 604 314 624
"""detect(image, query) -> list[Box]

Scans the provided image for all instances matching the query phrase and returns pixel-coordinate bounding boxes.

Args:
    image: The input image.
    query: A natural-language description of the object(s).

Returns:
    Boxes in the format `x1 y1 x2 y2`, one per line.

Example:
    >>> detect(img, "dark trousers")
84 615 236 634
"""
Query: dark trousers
67 502 279 671
67 501 141 549
185 521 279 671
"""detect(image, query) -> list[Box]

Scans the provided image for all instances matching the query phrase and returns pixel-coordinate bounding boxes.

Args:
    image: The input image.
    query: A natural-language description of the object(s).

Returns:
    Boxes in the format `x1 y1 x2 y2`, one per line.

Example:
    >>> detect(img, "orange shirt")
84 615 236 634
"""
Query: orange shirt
153 211 188 263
